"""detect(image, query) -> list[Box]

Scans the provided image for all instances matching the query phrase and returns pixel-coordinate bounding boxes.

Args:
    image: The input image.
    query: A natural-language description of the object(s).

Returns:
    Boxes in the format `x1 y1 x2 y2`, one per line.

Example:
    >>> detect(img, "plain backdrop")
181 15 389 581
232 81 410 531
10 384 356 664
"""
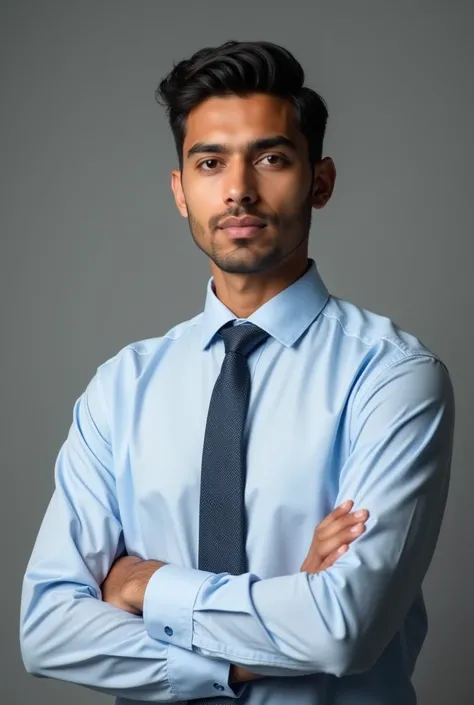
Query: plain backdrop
1 1 473 704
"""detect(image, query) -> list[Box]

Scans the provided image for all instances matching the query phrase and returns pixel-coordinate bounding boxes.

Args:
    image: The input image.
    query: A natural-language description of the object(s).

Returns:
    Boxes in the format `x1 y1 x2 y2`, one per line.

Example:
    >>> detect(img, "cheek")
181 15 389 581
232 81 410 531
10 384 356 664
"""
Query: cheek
185 180 222 219
266 183 307 217
260 169 309 208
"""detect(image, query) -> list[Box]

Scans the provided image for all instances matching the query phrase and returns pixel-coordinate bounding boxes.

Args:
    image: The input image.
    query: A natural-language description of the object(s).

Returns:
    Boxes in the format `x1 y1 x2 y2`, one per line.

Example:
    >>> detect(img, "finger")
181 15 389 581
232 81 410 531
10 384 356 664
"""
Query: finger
317 509 369 541
318 523 367 558
318 544 348 572
316 500 354 531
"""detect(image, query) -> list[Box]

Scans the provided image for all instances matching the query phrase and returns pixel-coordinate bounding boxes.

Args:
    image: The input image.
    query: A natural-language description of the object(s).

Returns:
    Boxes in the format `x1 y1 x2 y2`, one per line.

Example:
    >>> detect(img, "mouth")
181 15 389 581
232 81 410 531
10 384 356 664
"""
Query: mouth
220 224 267 239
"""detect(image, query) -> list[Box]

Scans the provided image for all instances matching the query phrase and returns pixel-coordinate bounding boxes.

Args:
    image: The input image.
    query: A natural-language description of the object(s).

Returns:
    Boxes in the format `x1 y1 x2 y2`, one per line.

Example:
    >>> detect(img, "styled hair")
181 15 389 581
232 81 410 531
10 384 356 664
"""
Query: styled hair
156 40 328 169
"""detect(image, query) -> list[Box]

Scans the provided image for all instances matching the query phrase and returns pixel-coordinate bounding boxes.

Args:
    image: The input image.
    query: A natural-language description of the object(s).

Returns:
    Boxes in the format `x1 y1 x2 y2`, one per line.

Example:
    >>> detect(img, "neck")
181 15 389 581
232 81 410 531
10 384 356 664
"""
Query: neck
210 252 311 319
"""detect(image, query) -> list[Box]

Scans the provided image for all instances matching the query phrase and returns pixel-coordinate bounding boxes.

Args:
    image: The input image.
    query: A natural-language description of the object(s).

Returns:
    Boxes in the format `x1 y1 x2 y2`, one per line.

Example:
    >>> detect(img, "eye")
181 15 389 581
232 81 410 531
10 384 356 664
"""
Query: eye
197 159 222 171
258 154 290 167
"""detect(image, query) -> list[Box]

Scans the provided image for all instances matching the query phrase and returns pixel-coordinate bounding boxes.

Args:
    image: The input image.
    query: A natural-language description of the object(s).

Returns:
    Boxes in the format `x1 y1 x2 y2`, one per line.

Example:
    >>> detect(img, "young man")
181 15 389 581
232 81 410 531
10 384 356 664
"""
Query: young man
20 41 455 705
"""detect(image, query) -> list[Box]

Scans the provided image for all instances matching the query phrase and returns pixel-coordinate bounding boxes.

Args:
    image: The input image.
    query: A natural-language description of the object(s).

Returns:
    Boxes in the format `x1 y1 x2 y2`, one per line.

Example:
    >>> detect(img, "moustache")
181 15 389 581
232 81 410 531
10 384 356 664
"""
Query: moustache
210 210 277 230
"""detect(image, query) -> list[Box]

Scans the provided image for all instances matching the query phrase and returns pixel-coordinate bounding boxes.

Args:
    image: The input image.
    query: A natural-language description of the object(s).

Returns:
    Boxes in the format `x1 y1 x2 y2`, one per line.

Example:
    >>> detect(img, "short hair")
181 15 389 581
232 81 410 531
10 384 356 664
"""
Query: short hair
156 40 328 170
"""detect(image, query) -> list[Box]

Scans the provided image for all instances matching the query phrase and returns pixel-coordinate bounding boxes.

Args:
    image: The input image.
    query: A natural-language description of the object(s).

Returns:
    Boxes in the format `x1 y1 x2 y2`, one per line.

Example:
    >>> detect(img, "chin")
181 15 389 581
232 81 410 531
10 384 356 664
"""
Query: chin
212 248 282 275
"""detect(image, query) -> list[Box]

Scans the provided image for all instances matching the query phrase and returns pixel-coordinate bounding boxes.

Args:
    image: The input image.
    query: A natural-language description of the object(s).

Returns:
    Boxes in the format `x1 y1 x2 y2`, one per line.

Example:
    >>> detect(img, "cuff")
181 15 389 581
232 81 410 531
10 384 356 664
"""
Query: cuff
167 644 248 700
143 563 214 650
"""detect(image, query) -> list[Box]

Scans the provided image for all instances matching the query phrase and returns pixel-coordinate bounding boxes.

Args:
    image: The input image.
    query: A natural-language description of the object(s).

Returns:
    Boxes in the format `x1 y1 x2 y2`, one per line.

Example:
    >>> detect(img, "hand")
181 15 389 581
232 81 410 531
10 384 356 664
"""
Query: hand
229 502 369 684
101 555 166 615
300 500 369 574
101 560 262 687
229 664 264 685
229 503 369 685
101 555 144 614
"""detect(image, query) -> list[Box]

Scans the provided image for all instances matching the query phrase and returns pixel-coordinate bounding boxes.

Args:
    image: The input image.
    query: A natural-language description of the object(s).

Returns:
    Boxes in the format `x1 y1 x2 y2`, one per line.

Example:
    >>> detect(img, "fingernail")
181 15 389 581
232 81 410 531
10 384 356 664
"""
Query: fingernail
340 500 352 509
351 523 363 533
354 510 366 518
338 545 347 554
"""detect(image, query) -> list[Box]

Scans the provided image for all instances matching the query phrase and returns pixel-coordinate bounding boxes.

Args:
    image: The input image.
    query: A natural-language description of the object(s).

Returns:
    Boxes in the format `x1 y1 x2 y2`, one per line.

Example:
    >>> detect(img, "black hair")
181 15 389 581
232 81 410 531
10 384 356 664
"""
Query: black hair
156 40 328 170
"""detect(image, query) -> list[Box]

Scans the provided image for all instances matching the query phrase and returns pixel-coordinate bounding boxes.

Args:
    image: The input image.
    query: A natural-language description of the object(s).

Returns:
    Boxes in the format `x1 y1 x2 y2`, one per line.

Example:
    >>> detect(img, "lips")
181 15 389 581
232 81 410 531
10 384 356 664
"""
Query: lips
219 215 266 228
223 224 266 239
218 216 267 239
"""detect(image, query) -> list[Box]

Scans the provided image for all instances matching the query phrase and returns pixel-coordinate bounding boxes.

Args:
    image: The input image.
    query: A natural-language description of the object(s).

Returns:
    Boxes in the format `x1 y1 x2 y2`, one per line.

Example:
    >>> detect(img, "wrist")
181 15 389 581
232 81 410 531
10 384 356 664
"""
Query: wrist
122 559 166 613
229 664 262 684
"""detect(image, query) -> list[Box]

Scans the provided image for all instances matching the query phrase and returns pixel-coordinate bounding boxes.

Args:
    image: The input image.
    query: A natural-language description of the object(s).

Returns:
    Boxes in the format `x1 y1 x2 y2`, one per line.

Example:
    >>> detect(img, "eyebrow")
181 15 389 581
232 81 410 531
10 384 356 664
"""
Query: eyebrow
186 135 298 159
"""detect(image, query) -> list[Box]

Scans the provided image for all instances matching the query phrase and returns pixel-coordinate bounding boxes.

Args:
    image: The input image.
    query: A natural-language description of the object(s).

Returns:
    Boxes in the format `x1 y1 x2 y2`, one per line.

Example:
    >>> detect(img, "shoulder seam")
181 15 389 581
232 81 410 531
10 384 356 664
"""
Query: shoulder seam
164 316 202 341
322 310 372 347
100 317 203 366
322 309 434 358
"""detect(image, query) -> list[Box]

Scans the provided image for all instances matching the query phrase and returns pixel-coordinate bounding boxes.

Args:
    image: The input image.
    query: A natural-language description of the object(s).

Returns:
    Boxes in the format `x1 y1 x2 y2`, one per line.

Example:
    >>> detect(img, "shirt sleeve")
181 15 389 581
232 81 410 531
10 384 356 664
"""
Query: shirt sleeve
19 368 241 702
143 354 455 677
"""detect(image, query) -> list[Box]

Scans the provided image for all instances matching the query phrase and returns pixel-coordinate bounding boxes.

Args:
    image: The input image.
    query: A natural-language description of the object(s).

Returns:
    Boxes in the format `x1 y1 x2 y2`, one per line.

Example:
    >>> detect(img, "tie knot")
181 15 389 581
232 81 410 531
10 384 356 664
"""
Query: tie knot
219 322 269 357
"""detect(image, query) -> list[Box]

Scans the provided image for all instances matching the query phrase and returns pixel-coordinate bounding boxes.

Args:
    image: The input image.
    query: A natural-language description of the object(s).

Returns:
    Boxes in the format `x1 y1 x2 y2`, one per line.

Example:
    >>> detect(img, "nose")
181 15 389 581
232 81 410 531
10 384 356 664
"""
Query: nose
223 159 258 208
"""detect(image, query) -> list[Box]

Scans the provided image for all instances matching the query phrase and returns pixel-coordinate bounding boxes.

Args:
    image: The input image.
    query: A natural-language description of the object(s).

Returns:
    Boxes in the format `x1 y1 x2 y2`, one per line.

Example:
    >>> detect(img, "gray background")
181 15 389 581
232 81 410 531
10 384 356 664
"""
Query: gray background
1 1 473 703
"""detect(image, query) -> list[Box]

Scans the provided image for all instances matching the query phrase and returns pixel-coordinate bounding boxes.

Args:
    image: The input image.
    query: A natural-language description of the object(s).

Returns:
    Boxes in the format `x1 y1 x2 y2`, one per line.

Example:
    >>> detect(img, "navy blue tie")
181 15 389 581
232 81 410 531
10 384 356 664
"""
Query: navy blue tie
194 323 269 704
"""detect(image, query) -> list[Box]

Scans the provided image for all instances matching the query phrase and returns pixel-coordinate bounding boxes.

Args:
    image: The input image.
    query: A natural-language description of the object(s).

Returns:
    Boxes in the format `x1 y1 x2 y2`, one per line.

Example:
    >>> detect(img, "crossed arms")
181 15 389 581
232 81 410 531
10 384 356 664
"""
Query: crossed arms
19 354 454 701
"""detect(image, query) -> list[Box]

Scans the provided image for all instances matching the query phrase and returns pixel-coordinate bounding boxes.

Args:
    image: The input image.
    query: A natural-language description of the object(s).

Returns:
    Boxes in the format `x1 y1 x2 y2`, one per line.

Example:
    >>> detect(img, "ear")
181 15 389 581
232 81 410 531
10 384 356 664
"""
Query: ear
311 157 337 209
171 170 188 217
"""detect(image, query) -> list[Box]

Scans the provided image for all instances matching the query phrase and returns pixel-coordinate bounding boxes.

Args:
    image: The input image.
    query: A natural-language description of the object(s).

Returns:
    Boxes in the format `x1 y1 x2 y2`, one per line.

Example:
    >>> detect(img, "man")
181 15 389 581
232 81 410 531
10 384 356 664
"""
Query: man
20 40 455 705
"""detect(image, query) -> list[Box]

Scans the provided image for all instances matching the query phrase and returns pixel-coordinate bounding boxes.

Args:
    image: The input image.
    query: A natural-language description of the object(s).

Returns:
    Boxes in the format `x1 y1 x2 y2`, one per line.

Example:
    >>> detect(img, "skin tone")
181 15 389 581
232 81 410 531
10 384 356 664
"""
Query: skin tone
101 93 367 685
102 502 369 683
171 92 336 318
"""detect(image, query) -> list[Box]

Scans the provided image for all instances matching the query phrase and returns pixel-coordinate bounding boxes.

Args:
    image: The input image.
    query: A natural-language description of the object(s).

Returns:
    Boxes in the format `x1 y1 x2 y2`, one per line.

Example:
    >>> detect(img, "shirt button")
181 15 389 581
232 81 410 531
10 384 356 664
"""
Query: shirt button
164 626 173 637
213 683 225 691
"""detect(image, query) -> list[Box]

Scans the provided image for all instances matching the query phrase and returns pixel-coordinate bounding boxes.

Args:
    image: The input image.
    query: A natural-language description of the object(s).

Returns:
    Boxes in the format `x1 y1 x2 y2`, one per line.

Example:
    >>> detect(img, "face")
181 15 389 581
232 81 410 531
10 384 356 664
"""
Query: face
171 93 335 275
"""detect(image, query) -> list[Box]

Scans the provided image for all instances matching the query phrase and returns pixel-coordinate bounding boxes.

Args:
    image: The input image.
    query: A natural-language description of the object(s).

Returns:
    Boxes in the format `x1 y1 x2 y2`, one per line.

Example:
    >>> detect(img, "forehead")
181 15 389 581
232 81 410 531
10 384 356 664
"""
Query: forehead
183 94 304 148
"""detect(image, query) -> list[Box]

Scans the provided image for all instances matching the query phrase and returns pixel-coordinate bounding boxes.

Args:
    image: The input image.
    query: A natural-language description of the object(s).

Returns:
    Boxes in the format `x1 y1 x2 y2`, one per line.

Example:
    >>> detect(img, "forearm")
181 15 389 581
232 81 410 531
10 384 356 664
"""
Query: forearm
21 367 257 699
143 357 454 677
20 574 238 702
144 565 342 676
143 509 437 679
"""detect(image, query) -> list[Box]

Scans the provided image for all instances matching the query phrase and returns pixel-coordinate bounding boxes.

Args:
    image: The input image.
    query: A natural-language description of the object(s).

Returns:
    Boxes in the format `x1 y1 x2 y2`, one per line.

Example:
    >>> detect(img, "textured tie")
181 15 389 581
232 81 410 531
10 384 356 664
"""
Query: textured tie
194 322 269 704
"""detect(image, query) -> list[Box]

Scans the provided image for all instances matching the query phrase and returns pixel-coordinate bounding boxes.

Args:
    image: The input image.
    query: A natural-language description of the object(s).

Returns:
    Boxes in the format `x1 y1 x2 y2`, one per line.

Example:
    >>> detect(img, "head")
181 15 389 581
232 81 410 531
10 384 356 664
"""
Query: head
156 41 336 277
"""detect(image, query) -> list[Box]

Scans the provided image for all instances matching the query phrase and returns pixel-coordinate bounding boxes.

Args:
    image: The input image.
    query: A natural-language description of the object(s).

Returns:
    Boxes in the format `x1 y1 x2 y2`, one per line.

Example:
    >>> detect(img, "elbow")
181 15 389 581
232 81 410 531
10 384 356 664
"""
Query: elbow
319 637 381 678
20 629 44 677
20 578 99 679
302 575 387 676
20 620 63 680
20 610 52 678
20 594 54 678
20 578 50 677
302 633 380 678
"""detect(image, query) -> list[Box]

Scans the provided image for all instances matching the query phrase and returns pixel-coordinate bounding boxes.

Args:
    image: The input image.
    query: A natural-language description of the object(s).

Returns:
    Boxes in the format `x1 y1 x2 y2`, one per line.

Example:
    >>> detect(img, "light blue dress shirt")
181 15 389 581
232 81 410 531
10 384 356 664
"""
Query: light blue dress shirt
20 259 455 705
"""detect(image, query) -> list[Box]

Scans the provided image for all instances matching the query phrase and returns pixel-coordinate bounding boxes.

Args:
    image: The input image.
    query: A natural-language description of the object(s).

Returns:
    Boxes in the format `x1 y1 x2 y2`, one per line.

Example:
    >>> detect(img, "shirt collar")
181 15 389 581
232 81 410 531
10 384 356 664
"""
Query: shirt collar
200 258 330 351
